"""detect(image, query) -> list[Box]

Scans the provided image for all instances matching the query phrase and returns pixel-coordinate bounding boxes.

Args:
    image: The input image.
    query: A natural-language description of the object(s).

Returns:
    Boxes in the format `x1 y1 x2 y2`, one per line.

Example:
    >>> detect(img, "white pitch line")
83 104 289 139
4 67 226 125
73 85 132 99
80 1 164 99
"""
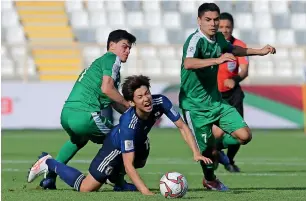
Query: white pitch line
2 159 306 166
1 168 303 177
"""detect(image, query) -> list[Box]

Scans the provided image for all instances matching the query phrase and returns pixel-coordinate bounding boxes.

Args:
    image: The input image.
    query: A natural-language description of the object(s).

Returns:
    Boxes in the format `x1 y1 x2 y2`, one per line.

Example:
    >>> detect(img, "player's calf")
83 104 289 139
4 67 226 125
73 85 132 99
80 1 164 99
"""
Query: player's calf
231 127 252 145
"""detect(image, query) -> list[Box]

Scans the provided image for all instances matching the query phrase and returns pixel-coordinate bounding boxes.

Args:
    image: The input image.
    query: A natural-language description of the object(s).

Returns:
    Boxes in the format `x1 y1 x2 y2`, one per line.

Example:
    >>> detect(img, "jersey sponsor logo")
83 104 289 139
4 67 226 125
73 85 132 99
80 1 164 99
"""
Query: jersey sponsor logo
227 61 237 72
154 111 160 116
124 140 134 151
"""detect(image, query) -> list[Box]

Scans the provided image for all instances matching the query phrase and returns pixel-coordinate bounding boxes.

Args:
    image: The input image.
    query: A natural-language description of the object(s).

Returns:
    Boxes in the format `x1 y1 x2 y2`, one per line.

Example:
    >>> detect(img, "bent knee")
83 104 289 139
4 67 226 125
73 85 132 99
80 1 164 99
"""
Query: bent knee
233 128 252 145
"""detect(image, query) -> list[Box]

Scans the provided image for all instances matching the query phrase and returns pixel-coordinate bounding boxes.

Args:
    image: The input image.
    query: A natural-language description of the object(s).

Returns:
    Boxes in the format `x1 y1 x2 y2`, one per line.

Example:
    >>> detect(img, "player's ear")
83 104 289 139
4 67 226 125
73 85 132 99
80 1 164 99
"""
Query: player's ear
129 100 135 107
109 41 116 50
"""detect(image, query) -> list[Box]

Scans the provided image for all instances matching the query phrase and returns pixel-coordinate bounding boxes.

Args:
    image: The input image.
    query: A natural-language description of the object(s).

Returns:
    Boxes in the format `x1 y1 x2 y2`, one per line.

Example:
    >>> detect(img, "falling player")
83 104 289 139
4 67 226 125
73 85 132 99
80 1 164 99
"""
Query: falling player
40 30 137 191
213 12 250 172
179 3 276 191
28 75 212 194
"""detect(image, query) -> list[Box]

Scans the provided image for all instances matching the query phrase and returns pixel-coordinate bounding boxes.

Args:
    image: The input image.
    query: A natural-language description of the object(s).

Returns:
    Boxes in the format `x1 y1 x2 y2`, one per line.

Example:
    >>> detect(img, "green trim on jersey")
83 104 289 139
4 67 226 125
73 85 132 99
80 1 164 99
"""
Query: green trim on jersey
179 29 231 111
64 52 121 112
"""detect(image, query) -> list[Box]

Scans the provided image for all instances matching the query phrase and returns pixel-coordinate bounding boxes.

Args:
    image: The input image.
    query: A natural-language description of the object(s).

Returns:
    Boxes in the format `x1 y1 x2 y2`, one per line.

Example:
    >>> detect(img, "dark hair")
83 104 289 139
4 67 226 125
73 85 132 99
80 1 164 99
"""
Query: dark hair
107 29 136 50
220 12 234 27
122 75 151 101
198 3 220 17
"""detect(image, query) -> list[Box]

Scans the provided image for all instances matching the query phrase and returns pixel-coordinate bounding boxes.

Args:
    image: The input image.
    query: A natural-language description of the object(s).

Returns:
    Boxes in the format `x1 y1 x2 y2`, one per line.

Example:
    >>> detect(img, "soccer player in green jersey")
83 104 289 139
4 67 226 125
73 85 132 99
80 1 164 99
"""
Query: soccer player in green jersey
40 30 137 191
180 3 276 191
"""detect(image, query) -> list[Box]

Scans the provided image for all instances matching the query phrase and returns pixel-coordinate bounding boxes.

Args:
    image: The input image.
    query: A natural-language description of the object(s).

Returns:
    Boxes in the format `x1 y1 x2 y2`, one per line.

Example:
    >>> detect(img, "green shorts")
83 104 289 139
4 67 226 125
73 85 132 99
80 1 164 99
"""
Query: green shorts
60 107 114 144
182 102 247 152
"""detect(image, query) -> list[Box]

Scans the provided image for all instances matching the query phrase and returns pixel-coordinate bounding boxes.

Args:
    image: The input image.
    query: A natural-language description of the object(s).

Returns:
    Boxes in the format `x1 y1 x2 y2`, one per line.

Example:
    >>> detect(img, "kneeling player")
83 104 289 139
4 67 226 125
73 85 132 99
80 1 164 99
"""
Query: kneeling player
27 75 212 195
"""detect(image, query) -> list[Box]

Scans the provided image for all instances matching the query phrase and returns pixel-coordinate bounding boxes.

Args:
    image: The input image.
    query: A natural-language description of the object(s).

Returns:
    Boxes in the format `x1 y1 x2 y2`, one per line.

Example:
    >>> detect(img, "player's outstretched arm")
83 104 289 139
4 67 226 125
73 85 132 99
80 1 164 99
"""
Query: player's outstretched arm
102 75 130 109
111 102 128 114
173 118 212 164
122 152 154 195
232 44 276 57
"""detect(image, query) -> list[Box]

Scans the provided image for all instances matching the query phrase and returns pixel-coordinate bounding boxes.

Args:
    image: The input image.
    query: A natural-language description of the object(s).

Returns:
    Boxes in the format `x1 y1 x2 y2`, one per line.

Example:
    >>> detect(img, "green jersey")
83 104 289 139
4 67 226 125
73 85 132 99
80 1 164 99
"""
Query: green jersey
179 29 231 111
64 52 121 112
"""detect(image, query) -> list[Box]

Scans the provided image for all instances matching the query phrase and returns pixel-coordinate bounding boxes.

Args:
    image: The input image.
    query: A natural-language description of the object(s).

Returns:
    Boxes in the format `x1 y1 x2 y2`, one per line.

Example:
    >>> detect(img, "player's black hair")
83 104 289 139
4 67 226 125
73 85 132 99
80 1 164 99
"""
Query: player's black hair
107 29 136 50
122 75 151 101
220 12 234 28
198 3 220 17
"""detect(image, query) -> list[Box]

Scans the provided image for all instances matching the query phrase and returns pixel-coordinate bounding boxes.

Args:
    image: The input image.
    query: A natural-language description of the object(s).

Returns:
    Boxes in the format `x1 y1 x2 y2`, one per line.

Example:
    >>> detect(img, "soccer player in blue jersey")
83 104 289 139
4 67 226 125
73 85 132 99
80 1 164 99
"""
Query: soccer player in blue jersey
27 75 212 195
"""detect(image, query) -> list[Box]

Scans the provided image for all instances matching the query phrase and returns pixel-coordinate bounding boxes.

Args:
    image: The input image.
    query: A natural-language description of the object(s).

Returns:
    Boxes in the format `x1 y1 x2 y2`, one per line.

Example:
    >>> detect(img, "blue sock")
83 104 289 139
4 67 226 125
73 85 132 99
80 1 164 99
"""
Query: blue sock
46 159 85 191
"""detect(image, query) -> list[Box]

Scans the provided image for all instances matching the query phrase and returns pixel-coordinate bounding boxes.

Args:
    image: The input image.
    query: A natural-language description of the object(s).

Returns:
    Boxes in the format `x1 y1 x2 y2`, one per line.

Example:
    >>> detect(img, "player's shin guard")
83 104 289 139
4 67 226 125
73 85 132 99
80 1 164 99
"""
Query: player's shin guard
46 159 85 191
200 148 216 181
227 144 240 164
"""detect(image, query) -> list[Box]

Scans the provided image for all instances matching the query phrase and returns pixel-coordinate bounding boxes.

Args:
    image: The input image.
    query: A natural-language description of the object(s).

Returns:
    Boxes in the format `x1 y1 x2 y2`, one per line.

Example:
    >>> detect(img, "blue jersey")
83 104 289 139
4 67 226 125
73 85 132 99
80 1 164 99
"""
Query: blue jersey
110 94 181 153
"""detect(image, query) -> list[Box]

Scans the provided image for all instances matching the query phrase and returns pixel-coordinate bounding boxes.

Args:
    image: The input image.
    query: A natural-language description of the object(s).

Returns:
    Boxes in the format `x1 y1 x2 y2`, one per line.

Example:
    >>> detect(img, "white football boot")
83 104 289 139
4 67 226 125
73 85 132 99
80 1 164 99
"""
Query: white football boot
27 152 52 183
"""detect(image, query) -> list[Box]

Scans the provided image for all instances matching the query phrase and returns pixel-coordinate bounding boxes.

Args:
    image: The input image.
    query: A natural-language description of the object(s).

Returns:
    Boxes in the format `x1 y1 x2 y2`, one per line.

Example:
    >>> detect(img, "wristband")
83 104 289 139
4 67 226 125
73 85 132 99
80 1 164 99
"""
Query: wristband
232 75 243 84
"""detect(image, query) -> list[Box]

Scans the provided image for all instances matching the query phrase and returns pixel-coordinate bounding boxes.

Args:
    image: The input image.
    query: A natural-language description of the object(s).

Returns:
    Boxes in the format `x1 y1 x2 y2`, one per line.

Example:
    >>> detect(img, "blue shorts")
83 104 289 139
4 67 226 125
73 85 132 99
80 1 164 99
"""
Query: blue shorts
88 136 150 183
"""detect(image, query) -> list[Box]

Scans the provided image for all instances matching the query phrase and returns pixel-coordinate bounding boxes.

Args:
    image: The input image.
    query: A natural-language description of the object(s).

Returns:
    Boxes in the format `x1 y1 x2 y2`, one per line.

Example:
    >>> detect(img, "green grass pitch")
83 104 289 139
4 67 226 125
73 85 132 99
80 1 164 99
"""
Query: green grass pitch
2 128 306 201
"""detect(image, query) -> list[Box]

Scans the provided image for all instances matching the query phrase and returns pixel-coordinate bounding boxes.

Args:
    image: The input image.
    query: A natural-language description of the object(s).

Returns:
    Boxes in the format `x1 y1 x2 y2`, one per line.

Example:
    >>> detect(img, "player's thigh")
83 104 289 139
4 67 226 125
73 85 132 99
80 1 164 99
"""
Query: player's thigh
219 103 251 143
79 173 103 192
88 112 114 144
88 137 122 184
182 110 215 152
212 124 224 139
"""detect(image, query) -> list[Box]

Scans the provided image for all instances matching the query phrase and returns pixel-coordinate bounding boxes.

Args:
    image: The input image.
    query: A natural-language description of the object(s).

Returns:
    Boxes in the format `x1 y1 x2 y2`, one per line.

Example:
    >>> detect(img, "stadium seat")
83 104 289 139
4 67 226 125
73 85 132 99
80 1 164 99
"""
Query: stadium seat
74 28 96 43
232 29 240 40
130 28 150 43
138 47 157 58
272 48 289 60
270 1 288 14
233 1 252 13
70 10 89 28
1 58 14 76
1 0 13 12
235 13 253 30
295 30 306 45
123 59 141 75
274 61 293 77
65 0 84 13
291 14 306 30
105 1 123 11
163 12 181 29
124 1 142 11
255 61 274 77
5 26 26 44
143 59 162 75
181 13 198 29
96 27 112 44
163 59 181 76
215 1 233 12
253 1 270 13
1 10 20 28
127 12 144 28
179 1 196 13
82 46 102 60
10 46 27 61
247 61 256 77
149 28 168 45
108 11 125 27
177 47 183 58
254 13 272 29
158 47 176 58
161 1 179 11
240 30 259 45
289 1 306 13
16 57 37 77
89 12 107 28
86 1 104 11
293 61 305 77
144 12 161 27
290 48 305 60
167 29 185 44
259 29 276 45
143 1 160 11
277 30 296 45
272 14 291 29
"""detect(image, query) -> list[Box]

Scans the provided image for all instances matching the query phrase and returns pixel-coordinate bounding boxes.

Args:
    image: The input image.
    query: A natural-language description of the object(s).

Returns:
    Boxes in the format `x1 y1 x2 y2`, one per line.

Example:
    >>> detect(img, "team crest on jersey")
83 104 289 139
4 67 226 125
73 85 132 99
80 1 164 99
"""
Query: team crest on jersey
154 112 160 117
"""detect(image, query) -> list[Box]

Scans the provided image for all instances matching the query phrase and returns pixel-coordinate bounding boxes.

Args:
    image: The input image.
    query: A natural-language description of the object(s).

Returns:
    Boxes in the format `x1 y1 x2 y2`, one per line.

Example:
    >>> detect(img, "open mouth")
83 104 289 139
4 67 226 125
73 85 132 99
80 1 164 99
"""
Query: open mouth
144 102 152 110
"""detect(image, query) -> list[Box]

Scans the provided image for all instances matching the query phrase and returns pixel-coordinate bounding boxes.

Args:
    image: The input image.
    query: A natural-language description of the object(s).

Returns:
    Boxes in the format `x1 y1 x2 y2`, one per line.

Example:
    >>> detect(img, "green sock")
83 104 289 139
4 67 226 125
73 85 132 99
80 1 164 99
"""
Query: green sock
47 140 87 179
218 134 240 149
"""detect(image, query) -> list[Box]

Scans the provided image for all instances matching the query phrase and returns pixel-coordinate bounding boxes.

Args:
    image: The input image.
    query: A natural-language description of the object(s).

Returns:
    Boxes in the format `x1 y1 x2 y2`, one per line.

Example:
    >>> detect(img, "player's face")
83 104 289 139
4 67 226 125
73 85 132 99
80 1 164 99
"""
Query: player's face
132 86 153 113
110 39 132 63
219 19 233 40
198 11 220 38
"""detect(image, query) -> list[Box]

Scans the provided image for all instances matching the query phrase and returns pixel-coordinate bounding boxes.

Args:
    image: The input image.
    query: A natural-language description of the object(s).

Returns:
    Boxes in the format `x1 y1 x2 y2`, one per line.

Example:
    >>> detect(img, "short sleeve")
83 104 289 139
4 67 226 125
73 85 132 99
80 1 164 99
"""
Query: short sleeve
216 32 233 53
185 35 201 58
101 53 121 80
161 95 181 122
119 122 136 153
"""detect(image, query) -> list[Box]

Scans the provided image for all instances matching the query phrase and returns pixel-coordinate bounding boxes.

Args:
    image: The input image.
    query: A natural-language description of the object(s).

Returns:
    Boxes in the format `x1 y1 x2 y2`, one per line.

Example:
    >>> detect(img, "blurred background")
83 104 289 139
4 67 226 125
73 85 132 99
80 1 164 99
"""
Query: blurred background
1 0 305 130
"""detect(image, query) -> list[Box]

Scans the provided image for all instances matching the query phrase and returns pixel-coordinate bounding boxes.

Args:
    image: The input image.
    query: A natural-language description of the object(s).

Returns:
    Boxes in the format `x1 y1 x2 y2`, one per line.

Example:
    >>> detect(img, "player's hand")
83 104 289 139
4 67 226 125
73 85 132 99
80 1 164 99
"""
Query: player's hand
142 190 155 196
194 154 213 164
260 44 276 55
216 53 236 65
224 79 235 89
